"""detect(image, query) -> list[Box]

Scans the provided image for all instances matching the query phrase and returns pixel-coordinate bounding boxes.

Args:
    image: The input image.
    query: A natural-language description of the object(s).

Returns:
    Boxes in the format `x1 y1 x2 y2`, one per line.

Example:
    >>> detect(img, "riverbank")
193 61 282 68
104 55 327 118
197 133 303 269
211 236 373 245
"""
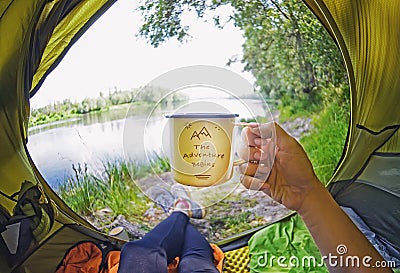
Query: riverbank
29 86 189 127
68 115 314 242
84 171 293 242
57 100 348 242
29 101 153 128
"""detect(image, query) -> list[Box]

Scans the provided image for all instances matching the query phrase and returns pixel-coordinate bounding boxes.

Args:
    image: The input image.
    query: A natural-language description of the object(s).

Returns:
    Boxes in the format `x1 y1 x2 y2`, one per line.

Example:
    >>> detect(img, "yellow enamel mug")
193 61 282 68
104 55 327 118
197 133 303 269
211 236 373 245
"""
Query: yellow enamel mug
166 113 243 187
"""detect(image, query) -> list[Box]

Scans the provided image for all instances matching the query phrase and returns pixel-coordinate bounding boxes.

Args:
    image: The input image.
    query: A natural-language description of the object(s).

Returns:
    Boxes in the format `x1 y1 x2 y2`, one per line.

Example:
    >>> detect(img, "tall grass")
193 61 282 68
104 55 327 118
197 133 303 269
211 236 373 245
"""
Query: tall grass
300 100 350 184
57 95 349 238
58 156 170 224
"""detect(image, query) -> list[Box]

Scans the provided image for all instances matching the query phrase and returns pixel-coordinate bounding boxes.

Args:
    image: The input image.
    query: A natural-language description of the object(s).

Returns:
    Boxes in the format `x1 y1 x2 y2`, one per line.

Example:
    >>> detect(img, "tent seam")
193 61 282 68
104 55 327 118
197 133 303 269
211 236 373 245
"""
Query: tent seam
356 124 400 135
0 0 13 20
329 127 400 198
29 0 118 97
373 152 400 157
355 179 400 198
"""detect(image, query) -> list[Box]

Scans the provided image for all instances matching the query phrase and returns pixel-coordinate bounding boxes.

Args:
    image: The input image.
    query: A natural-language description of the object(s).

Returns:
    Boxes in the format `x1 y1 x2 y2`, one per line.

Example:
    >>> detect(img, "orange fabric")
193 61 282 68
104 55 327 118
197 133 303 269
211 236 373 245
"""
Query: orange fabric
103 251 121 273
167 257 180 273
210 243 225 272
55 241 103 273
166 244 225 273
56 241 224 273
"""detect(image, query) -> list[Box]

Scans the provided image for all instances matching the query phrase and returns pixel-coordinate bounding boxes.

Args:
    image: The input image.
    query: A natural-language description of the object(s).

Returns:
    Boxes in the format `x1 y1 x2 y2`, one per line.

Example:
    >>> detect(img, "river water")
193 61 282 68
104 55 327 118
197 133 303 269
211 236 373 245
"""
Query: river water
27 98 271 189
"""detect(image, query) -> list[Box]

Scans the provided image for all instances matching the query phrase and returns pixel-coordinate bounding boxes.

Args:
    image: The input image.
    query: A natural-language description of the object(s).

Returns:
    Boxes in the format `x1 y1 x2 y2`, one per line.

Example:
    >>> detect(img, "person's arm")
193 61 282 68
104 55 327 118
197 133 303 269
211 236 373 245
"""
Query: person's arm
298 178 391 272
238 122 392 273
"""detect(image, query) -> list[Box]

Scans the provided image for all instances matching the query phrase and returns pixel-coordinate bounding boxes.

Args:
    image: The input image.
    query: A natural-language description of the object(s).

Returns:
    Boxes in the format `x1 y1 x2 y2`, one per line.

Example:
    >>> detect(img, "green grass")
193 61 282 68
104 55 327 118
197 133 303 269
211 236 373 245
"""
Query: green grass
57 92 350 238
300 101 350 184
204 195 264 239
58 155 172 228
277 84 350 184
209 211 255 237
58 160 151 224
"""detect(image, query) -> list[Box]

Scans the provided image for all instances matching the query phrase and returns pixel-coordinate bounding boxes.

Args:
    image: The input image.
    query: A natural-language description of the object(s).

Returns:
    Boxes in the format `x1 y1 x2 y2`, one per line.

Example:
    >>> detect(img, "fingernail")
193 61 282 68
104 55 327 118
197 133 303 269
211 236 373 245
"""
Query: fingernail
254 138 261 146
254 152 261 160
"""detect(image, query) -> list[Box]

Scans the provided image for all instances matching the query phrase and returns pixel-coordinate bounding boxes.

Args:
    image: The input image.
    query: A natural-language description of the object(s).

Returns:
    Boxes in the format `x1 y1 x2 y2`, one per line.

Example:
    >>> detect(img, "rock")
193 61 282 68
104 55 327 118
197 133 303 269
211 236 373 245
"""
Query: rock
111 215 146 240
91 115 309 242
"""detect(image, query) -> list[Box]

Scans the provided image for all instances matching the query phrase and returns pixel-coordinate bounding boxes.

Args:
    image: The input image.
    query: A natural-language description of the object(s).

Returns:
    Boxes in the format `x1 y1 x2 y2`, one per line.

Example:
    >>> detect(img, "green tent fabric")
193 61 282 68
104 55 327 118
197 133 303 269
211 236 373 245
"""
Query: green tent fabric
0 0 399 273
248 0 400 272
0 1 118 272
304 0 400 254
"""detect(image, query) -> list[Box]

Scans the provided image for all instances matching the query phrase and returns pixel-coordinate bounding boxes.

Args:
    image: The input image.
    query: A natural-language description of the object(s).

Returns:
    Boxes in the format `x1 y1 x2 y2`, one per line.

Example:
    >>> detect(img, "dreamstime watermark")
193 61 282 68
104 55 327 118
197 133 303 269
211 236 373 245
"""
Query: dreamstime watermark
256 244 397 269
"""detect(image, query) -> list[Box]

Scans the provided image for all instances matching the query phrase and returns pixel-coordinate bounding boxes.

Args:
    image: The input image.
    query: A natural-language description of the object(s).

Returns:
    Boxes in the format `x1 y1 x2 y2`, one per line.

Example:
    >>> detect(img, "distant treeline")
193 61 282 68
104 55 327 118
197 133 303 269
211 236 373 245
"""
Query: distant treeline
29 86 187 127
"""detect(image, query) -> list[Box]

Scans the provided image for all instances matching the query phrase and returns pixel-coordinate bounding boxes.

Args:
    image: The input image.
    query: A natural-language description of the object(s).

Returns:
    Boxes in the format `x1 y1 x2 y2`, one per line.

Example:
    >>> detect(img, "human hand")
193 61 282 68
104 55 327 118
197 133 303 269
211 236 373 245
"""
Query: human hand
238 122 321 212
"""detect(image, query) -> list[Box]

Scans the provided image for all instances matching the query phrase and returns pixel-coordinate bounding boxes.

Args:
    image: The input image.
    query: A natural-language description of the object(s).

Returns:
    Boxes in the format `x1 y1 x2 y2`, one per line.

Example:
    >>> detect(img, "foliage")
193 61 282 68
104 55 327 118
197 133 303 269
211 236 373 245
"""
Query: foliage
137 0 348 114
210 211 256 237
149 154 171 174
30 90 131 127
29 87 188 127
233 1 346 102
57 154 174 226
58 160 150 220
208 198 264 239
300 93 350 184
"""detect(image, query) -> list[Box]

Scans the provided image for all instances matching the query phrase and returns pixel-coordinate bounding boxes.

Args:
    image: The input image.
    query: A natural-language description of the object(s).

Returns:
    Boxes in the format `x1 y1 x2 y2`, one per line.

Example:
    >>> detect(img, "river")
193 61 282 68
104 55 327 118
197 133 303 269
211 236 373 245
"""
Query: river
27 98 271 189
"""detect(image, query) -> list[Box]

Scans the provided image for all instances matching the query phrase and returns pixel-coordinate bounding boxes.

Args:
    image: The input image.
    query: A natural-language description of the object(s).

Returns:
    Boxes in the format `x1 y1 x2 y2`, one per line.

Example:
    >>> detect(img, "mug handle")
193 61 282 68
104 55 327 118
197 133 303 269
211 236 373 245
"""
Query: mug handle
233 159 247 166
225 159 246 182
231 122 252 167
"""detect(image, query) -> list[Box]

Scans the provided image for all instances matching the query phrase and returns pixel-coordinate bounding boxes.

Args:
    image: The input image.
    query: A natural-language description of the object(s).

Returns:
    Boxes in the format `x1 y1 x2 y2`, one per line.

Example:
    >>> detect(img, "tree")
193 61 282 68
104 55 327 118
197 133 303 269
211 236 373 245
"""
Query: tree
137 0 348 110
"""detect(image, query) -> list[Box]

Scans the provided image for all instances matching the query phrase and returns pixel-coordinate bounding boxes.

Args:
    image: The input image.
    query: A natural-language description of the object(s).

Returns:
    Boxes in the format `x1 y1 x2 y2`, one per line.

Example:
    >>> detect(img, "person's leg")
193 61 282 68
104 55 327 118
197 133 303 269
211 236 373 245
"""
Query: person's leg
117 211 189 273
178 223 219 273
141 211 189 260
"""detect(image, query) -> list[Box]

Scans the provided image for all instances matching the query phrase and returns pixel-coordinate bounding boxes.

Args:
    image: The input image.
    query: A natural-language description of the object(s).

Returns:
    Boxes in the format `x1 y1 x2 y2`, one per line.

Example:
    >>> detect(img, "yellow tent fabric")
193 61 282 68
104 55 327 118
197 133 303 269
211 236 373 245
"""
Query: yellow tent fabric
0 1 117 272
305 0 400 183
0 0 399 272
305 0 400 250
248 2 400 271
247 2 400 272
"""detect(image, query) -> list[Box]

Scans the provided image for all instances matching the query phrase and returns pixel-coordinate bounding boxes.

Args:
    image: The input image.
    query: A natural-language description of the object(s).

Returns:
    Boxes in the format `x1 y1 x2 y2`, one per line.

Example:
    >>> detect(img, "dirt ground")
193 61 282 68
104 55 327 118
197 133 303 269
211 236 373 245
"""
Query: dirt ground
88 118 309 242
87 171 293 242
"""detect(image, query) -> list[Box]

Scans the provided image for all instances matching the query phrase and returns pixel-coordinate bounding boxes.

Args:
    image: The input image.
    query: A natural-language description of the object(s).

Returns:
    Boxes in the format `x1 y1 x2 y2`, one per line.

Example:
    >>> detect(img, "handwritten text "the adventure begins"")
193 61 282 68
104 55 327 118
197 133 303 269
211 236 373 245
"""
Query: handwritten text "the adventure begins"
182 144 225 168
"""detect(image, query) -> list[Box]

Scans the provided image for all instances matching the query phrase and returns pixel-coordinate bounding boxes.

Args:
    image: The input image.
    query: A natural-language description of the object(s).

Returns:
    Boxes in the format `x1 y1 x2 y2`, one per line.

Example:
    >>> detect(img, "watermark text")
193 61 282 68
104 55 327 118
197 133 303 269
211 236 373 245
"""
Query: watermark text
256 244 397 269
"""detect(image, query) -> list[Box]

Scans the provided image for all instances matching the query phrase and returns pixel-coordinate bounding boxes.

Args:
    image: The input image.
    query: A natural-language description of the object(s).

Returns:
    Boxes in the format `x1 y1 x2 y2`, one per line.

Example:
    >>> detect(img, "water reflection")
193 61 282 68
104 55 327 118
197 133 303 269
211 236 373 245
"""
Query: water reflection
28 105 131 135
27 105 163 188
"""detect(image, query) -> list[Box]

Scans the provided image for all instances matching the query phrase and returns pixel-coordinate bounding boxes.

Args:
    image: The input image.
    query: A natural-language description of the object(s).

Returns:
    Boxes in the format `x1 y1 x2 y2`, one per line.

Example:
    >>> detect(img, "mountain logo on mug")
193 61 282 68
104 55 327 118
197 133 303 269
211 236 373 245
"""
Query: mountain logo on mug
190 126 211 140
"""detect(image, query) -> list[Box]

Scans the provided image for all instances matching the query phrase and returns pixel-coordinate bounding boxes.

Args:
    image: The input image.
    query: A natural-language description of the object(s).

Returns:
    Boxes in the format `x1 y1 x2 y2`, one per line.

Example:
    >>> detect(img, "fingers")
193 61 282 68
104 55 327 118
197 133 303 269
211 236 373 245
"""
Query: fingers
241 126 258 147
237 145 260 162
240 174 270 192
239 162 272 191
237 122 279 194
239 162 271 177
246 122 293 148
237 138 276 163
241 122 277 148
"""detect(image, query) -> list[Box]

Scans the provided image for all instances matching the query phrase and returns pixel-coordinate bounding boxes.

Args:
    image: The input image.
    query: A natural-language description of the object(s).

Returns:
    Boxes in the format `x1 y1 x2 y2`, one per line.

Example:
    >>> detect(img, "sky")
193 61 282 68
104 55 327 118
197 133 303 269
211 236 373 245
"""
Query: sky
30 0 254 108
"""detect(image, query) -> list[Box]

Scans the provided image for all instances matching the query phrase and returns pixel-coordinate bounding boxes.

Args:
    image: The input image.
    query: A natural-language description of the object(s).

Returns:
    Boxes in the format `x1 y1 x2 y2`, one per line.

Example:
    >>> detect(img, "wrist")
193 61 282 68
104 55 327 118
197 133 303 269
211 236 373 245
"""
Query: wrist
296 178 331 217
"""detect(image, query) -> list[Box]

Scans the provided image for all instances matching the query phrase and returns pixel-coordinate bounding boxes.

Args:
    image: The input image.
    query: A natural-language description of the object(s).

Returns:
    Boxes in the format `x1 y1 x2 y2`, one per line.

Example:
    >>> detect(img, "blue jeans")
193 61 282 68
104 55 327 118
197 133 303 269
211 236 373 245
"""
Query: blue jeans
117 212 219 273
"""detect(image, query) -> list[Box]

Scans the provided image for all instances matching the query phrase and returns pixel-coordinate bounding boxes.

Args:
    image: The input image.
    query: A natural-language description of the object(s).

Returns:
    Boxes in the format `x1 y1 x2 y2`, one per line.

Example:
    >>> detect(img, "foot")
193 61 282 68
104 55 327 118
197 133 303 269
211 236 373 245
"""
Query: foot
146 186 175 213
171 184 191 200
173 198 206 219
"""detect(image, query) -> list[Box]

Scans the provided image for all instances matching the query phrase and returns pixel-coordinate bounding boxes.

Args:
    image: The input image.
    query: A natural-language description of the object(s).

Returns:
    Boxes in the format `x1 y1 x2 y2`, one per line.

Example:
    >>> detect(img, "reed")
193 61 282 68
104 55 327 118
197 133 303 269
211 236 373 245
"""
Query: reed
300 101 350 184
